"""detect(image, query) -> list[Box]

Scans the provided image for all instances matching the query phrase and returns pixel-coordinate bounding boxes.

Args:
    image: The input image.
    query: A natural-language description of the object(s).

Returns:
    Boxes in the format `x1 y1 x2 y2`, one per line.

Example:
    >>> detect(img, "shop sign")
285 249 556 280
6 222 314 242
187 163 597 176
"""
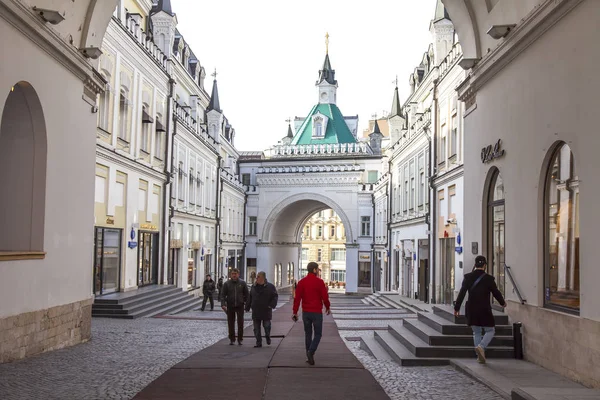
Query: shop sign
128 241 137 249
191 241 202 250
140 223 158 231
481 139 505 163
170 239 183 249
359 253 371 262
106 217 114 225
455 246 463 254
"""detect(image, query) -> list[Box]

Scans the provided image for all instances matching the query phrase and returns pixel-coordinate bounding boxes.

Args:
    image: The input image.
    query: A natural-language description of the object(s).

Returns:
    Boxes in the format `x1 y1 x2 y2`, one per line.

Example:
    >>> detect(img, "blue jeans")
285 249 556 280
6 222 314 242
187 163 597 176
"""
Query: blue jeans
472 326 495 349
302 312 323 354
253 319 271 345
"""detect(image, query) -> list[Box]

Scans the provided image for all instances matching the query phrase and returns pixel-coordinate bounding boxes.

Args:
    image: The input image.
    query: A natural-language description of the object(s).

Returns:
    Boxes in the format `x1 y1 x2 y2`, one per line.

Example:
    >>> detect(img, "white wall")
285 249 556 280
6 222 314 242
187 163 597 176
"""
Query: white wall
463 0 599 321
0 20 97 317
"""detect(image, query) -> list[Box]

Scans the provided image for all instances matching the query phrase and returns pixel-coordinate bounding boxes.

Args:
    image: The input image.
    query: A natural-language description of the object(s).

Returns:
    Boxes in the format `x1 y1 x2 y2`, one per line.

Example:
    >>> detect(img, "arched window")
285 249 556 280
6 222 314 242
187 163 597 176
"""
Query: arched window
0 82 47 254
544 143 579 312
486 168 505 298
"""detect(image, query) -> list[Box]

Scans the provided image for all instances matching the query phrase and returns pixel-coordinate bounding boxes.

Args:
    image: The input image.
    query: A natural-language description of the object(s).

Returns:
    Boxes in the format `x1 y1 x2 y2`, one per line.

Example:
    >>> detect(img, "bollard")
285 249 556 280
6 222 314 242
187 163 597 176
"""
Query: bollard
513 322 523 359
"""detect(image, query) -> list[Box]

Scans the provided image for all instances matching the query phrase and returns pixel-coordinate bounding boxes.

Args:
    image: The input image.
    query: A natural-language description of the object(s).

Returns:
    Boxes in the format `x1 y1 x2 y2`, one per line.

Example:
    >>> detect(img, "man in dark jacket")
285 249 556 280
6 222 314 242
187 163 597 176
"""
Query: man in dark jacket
217 277 224 302
201 274 216 311
221 268 249 345
245 271 278 348
292 262 330 366
454 255 507 364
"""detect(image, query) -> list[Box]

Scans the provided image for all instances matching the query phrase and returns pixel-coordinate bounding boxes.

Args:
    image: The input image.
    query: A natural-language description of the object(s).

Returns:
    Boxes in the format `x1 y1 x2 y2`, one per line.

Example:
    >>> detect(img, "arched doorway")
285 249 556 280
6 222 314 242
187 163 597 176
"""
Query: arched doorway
0 82 47 253
485 168 505 298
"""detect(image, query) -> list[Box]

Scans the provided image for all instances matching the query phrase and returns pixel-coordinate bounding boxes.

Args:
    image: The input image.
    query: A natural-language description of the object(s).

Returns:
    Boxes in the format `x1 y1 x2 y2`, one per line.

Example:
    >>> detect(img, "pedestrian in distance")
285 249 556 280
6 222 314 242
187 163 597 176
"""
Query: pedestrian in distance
217 276 224 302
221 268 249 346
292 261 330 366
454 255 507 364
201 274 216 311
245 271 278 348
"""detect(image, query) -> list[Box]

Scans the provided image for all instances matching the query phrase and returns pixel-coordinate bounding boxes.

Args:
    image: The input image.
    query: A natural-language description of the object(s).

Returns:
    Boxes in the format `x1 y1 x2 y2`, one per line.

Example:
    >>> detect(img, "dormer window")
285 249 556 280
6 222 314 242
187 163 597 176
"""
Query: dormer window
312 113 328 138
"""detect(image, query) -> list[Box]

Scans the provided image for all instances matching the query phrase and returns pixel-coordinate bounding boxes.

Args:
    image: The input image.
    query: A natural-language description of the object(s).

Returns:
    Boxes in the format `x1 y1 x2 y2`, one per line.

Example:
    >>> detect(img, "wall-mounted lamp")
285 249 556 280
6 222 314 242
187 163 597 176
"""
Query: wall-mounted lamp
487 24 516 40
33 6 64 25
80 47 103 60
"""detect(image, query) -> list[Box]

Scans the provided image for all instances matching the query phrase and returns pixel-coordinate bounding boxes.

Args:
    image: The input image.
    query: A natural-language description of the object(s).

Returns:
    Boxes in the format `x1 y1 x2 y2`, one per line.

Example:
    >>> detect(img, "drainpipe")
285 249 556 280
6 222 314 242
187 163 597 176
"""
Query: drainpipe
214 155 223 279
386 167 392 292
242 191 248 279
162 77 176 285
430 78 439 304
371 191 376 293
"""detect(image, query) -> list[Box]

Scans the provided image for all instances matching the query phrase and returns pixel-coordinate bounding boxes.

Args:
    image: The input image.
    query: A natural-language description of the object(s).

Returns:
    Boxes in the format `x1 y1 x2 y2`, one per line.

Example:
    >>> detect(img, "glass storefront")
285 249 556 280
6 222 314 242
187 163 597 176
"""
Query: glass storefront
168 248 178 285
93 228 122 295
138 231 159 286
358 252 371 287
187 249 197 289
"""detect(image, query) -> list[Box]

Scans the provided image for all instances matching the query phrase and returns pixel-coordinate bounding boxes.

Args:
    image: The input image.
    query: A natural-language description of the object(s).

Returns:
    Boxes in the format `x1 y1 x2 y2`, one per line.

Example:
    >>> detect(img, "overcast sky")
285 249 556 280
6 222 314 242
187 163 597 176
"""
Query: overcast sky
171 0 437 151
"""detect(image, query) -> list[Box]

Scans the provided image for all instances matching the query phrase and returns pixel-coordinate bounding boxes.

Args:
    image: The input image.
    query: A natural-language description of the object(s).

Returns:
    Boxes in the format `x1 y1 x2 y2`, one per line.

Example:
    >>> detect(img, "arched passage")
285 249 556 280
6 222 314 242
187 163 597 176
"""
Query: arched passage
0 82 47 252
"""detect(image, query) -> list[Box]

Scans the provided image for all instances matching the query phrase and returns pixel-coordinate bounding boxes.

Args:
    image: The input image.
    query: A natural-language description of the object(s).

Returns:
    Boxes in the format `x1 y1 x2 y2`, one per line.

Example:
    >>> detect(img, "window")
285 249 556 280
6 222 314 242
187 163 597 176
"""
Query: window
361 216 371 236
448 185 456 219
248 216 257 236
450 115 457 157
330 270 346 282
486 169 505 301
140 105 151 152
303 225 309 238
313 116 324 137
189 168 195 205
317 248 322 261
331 249 346 261
242 173 250 186
97 80 111 131
419 172 425 206
317 225 323 237
118 90 130 141
410 177 415 210
301 248 308 260
330 225 335 238
178 161 184 200
544 143 579 312
367 170 378 184
154 115 164 160
440 125 447 162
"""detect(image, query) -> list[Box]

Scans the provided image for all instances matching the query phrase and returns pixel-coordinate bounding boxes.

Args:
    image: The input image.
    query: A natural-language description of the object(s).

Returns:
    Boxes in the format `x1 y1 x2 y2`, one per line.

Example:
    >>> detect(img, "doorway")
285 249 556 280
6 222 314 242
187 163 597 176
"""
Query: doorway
440 237 455 304
167 248 178 285
487 170 505 299
93 228 122 295
138 231 159 286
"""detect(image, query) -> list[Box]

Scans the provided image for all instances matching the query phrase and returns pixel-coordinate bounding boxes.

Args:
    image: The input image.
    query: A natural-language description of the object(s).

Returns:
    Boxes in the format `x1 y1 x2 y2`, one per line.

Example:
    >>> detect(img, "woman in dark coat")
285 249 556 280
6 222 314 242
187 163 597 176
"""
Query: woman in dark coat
245 271 278 348
454 256 506 363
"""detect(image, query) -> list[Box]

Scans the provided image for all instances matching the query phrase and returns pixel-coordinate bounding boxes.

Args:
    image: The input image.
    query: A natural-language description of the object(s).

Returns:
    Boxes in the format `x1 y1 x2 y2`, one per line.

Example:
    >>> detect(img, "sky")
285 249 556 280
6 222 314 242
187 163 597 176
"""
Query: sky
171 0 437 151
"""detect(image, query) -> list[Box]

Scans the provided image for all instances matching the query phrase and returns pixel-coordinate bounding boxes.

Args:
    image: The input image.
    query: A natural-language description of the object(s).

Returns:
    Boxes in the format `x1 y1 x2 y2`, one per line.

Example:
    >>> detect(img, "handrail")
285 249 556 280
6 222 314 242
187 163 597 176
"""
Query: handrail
504 264 526 305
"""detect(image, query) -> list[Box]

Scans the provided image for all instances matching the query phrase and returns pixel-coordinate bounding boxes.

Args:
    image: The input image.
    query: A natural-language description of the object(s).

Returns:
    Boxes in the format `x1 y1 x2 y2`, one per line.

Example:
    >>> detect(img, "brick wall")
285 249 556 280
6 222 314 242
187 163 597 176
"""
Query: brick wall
0 298 93 363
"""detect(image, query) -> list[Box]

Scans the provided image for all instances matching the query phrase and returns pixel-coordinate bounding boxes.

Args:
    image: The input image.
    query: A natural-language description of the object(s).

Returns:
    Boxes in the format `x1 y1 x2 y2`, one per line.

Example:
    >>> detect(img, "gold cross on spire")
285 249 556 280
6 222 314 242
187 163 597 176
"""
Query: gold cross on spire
325 32 329 54
211 68 218 79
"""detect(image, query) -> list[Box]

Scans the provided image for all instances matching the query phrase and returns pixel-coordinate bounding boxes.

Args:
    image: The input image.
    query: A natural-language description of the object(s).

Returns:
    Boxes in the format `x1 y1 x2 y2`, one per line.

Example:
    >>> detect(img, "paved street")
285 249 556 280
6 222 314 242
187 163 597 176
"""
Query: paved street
0 295 504 400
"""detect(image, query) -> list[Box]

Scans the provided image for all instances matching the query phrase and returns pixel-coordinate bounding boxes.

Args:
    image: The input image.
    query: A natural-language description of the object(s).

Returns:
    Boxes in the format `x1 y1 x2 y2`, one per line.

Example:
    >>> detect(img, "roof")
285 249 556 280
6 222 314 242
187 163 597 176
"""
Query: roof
390 86 403 118
316 54 337 85
291 103 356 145
151 0 174 16
287 124 293 138
207 79 221 112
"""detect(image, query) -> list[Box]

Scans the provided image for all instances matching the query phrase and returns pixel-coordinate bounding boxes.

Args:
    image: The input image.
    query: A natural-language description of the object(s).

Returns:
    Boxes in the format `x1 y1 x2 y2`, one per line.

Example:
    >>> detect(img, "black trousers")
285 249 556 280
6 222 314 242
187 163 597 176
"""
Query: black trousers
201 293 214 310
226 306 245 342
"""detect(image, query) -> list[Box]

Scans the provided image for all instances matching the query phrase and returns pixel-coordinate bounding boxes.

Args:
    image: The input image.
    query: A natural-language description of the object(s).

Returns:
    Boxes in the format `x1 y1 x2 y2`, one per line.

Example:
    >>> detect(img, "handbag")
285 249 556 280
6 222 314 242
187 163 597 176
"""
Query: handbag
465 273 485 320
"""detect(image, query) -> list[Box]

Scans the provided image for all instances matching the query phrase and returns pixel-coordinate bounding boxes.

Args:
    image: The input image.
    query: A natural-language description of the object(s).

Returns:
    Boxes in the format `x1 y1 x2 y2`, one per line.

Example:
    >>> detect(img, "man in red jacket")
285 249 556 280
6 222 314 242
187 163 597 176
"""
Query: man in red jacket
292 262 331 365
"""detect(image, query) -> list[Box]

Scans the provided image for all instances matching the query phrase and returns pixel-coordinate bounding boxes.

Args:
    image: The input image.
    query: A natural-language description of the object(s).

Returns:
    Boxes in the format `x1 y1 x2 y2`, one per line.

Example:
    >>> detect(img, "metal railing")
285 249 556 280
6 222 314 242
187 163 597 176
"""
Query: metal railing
504 264 526 305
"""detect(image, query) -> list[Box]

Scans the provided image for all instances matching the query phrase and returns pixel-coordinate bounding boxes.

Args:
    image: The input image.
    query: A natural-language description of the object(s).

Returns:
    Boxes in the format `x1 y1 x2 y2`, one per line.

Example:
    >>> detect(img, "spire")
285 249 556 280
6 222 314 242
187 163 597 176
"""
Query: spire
153 0 174 16
433 0 450 22
390 83 402 118
317 33 337 85
372 119 382 134
207 69 221 113
287 123 293 138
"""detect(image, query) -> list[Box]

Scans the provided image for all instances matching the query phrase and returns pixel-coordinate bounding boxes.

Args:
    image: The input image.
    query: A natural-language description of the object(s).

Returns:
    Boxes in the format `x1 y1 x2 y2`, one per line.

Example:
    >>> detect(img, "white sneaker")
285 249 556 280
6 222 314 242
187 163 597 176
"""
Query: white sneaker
475 345 486 364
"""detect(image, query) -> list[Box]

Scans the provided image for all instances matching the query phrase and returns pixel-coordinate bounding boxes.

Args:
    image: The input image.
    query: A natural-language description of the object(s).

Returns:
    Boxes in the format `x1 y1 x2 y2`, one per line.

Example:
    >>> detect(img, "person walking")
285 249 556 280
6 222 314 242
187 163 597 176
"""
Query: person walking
217 276 224 302
221 268 249 345
454 255 507 364
201 274 216 311
292 262 330 366
245 271 278 348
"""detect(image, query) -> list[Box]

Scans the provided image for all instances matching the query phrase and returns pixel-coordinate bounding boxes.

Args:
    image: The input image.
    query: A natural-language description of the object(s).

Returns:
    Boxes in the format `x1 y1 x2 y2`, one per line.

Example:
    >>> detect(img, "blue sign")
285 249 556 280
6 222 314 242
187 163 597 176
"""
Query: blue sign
455 246 463 254
456 233 461 245
128 241 137 249
130 227 136 240
413 253 416 260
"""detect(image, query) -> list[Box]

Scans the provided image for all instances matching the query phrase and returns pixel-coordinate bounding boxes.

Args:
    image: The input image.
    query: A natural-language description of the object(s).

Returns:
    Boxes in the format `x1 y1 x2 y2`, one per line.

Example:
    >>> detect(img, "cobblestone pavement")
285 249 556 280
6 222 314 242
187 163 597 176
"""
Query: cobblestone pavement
0 317 249 400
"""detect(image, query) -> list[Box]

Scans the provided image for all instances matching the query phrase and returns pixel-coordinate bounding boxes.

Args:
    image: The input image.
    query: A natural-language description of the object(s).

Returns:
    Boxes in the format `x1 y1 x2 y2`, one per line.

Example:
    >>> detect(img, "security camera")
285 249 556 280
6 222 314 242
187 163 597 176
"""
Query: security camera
487 24 517 40
32 7 65 25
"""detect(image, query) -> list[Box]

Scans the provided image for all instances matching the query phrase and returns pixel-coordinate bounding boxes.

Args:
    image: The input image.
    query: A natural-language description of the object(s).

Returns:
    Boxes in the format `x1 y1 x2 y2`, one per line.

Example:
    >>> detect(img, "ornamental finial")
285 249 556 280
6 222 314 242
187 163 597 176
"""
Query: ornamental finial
325 32 329 54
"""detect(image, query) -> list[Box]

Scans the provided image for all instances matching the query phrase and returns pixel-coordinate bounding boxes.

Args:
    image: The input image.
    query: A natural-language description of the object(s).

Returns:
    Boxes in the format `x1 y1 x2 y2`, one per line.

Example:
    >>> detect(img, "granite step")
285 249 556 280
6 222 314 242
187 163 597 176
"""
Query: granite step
373 330 449 366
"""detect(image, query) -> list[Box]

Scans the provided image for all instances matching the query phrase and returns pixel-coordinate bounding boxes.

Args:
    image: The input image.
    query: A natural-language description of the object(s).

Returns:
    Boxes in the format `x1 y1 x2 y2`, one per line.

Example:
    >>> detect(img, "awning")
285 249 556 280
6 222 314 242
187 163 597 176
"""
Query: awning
155 119 166 132
142 109 154 124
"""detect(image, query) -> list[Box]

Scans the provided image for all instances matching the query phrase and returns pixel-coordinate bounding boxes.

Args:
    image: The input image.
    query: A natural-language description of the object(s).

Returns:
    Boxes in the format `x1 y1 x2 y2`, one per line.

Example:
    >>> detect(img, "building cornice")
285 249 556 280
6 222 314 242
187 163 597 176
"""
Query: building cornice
458 0 584 106
96 144 167 181
0 0 105 100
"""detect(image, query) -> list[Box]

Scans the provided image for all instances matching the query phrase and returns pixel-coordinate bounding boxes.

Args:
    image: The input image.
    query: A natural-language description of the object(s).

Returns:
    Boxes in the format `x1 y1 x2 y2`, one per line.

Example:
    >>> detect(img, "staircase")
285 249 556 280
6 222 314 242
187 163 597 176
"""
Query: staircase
360 305 514 366
92 285 202 319
362 293 404 309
